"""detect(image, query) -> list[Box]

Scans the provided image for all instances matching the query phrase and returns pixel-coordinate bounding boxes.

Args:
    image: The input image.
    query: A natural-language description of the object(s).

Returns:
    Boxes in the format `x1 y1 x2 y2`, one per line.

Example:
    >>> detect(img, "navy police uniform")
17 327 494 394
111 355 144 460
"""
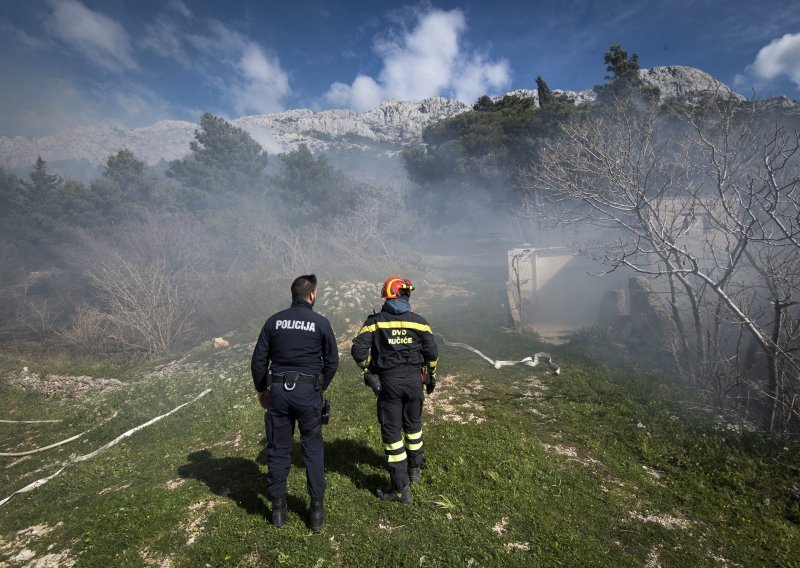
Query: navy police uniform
351 300 438 493
251 298 339 504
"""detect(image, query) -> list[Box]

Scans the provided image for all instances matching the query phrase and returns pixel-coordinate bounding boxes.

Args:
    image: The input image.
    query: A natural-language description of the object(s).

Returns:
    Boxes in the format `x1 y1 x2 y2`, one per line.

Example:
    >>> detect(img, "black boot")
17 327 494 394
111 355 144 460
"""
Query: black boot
376 484 412 505
271 496 287 527
408 466 421 483
309 501 324 533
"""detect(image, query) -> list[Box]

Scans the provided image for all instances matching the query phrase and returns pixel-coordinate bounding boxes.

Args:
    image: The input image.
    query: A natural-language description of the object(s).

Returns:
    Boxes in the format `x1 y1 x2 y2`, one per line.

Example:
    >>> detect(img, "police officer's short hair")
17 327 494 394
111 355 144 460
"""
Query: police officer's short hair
291 274 317 300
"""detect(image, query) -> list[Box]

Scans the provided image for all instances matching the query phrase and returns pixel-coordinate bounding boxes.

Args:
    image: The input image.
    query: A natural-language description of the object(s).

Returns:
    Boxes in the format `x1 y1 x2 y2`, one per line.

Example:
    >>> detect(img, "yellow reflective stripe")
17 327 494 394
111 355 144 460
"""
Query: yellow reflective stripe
384 440 404 451
407 441 423 451
404 431 422 441
374 321 432 333
387 452 407 463
427 360 437 367
355 359 368 369
358 321 432 334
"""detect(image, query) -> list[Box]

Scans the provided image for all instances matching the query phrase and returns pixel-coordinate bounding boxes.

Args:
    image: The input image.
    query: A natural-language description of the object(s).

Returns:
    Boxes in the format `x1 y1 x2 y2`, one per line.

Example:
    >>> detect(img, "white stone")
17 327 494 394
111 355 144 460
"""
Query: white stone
639 65 746 102
12 549 36 562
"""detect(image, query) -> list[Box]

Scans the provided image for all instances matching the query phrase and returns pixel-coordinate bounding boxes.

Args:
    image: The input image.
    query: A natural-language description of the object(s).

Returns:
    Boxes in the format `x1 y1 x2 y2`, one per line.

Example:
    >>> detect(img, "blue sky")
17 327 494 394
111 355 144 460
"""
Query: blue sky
1 0 799 137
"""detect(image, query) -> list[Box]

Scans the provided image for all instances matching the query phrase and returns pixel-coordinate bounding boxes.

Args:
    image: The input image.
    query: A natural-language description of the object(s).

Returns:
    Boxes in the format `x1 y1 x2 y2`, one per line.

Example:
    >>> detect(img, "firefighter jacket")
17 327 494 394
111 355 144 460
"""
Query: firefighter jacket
251 299 339 392
351 299 438 377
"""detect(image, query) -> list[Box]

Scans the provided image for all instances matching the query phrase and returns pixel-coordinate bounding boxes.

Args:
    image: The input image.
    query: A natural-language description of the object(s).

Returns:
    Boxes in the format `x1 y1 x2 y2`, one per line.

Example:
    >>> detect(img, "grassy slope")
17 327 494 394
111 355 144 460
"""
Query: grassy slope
1 279 799 567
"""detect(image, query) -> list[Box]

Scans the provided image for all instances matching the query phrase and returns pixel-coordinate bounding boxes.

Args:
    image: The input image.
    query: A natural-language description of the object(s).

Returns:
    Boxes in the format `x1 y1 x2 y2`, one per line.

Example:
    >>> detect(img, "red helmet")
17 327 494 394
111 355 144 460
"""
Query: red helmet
382 276 414 299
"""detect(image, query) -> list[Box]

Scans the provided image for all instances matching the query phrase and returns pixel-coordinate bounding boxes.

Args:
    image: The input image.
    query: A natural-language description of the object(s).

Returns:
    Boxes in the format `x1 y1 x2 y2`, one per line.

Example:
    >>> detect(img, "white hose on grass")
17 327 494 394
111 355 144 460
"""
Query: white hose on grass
0 419 62 424
0 388 212 508
441 337 560 375
0 431 89 457
0 412 119 457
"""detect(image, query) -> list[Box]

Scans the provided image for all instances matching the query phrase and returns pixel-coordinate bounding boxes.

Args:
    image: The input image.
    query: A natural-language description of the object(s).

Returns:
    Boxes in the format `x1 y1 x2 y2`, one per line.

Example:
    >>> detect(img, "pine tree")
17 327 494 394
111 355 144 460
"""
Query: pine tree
535 75 552 108
600 44 660 102
276 144 350 220
473 95 495 112
18 156 64 251
25 156 60 201
604 44 641 84
89 149 155 224
0 165 24 242
167 113 269 208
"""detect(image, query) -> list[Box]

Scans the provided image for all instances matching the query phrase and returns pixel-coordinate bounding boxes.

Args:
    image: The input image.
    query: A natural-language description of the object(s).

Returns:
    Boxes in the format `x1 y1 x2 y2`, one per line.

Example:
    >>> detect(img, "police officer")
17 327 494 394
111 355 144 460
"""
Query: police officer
251 274 339 532
351 277 438 504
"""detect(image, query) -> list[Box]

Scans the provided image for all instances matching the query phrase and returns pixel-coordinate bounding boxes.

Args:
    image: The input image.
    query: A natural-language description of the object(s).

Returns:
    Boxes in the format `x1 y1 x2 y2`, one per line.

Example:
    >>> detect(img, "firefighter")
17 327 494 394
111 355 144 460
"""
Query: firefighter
351 277 439 504
251 274 339 532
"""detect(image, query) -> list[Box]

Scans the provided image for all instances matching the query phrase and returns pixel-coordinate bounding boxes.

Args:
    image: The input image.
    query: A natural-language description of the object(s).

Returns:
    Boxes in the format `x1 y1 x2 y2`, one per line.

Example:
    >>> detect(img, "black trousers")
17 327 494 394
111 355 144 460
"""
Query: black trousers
265 384 325 502
377 375 424 492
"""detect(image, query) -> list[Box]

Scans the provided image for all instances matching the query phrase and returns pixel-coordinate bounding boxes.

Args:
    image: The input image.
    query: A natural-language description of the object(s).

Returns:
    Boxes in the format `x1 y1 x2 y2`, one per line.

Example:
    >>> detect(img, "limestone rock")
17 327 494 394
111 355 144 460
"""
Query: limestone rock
639 66 745 103
235 96 470 155
758 95 800 114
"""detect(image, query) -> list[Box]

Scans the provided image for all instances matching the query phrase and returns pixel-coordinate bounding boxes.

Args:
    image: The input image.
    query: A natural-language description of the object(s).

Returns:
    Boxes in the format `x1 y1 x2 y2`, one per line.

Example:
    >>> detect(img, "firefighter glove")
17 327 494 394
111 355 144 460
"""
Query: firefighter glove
426 368 437 395
364 370 382 396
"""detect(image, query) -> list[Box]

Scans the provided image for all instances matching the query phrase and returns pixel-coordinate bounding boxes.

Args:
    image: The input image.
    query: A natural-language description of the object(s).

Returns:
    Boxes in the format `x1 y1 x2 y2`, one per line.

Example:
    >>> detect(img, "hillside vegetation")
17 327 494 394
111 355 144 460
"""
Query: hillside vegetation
3 45 799 437
2 44 800 565
2 270 798 567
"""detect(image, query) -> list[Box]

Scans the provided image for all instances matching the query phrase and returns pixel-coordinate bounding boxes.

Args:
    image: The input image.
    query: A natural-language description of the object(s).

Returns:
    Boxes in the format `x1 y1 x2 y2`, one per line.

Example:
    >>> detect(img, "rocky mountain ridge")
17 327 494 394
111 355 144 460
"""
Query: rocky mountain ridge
0 120 197 170
0 66 791 171
233 96 469 156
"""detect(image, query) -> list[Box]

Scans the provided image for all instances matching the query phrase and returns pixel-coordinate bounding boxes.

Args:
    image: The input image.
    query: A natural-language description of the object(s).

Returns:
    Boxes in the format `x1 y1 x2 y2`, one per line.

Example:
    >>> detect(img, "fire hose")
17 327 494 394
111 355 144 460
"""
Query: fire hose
0 389 211 508
440 337 560 375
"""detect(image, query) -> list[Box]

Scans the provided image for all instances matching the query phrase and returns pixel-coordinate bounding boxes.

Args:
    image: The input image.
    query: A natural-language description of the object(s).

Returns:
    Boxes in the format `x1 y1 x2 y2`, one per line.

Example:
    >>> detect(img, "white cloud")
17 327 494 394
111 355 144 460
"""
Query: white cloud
231 42 290 115
352 75 384 110
16 29 52 50
328 75 384 111
186 19 244 54
324 8 510 112
453 54 512 105
0 19 52 50
45 0 137 72
377 9 464 101
737 32 800 91
142 16 190 66
166 0 193 20
146 17 290 116
324 81 354 108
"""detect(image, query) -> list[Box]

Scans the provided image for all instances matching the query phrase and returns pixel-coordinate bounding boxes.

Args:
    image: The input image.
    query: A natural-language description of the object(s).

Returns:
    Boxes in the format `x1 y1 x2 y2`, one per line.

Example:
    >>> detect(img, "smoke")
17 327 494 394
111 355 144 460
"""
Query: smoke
239 124 285 155
324 7 510 111
0 72 176 138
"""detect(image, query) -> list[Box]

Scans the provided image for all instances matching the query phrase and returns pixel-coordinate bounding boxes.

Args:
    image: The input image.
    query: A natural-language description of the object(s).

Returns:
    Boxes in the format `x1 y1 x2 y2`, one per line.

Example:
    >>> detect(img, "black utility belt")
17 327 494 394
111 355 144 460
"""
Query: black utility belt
268 371 321 389
377 365 422 379
271 375 317 384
